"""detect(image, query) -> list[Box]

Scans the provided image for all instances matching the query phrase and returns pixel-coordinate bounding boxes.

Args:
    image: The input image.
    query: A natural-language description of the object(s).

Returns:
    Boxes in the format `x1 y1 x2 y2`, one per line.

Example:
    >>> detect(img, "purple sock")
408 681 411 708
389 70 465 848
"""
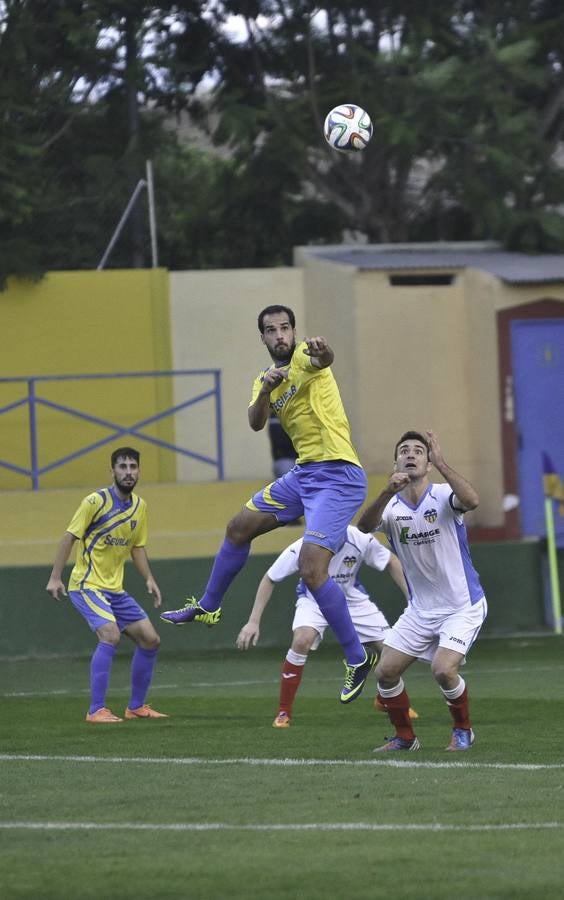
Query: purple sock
199 538 251 611
89 642 116 714
129 647 158 710
310 578 365 665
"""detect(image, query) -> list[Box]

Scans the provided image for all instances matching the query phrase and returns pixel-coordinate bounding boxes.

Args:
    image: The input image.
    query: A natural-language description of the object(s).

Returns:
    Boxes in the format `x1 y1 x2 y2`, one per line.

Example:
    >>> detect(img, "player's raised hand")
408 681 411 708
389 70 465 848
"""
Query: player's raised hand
261 366 289 393
303 336 329 357
236 622 260 650
46 576 67 601
425 430 445 469
387 470 411 492
303 336 334 367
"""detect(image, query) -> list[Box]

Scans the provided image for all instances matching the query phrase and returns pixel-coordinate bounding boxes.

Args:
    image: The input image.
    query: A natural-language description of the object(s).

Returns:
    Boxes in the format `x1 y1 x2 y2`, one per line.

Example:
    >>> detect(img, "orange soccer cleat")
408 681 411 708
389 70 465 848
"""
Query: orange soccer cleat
85 707 123 724
124 704 169 720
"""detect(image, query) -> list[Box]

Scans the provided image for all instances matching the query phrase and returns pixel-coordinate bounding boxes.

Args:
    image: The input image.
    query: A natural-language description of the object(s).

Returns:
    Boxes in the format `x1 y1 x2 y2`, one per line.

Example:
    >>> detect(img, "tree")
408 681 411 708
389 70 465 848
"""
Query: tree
2 0 564 288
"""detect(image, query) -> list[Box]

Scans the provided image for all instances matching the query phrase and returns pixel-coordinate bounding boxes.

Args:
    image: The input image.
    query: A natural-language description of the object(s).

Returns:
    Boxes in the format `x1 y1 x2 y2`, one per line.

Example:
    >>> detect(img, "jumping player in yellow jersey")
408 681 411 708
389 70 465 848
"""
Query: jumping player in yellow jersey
161 305 375 703
46 447 168 723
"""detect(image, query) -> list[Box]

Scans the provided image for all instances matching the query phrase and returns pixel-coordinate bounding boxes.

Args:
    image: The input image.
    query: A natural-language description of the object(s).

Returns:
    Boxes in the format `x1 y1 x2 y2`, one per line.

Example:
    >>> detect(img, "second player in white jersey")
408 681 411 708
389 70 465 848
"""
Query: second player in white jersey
236 525 412 727
381 481 485 615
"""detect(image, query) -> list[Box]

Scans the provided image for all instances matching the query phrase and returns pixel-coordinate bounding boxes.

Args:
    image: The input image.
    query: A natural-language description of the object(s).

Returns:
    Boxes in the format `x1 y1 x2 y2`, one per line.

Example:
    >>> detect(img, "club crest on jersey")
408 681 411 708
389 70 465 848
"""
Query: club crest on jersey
342 555 357 568
130 520 137 530
423 508 437 524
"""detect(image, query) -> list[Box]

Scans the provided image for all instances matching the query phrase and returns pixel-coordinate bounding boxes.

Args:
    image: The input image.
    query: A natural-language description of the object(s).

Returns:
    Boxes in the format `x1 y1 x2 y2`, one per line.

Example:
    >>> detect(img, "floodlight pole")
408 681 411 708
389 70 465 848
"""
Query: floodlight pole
97 159 159 270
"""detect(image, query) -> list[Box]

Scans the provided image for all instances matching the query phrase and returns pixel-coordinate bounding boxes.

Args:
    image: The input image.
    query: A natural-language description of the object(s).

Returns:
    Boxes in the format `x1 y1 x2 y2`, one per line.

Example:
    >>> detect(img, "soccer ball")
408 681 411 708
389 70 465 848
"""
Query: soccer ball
323 104 373 153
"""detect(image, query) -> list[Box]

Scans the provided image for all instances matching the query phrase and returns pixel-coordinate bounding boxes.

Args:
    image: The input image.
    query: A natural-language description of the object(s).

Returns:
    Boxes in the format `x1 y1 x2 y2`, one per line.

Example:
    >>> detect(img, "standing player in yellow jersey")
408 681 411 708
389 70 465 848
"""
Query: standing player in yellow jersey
46 447 168 723
161 306 374 703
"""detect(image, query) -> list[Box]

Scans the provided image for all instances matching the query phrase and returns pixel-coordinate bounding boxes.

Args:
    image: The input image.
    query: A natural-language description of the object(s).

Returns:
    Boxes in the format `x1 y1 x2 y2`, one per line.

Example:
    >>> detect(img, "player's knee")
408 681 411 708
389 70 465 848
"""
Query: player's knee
292 635 313 655
97 624 121 646
146 632 160 651
225 511 259 545
138 629 160 651
431 660 458 684
298 560 326 589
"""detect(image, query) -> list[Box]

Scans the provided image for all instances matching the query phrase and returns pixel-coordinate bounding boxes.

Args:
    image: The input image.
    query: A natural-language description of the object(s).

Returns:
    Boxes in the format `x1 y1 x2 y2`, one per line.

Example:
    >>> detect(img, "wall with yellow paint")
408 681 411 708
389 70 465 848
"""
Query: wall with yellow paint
0 474 389 567
0 269 174 488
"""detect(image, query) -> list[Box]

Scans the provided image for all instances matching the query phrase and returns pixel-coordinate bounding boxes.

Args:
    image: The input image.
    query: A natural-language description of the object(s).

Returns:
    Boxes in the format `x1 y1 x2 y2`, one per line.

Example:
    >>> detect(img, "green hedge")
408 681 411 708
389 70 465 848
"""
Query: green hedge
1 541 556 658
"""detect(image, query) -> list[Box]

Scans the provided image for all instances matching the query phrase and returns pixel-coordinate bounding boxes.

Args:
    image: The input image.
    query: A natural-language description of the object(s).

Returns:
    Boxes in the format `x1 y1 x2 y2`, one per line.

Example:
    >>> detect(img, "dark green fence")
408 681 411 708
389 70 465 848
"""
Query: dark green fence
1 541 557 658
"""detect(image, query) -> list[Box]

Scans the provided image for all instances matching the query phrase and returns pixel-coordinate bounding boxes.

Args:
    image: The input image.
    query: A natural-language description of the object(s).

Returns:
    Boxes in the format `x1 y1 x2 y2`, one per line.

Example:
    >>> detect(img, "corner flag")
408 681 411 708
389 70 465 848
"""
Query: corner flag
542 452 562 635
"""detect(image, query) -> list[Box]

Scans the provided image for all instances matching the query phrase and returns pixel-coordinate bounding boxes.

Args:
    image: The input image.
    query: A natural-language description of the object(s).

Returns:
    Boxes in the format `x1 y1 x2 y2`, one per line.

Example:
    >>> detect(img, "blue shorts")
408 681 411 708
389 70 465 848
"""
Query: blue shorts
247 461 367 553
68 589 148 632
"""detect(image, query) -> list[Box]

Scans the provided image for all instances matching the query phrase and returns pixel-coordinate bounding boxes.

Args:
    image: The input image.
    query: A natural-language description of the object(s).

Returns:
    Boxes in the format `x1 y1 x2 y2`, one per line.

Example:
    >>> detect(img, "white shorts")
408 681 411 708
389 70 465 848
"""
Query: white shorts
292 596 390 651
383 597 487 662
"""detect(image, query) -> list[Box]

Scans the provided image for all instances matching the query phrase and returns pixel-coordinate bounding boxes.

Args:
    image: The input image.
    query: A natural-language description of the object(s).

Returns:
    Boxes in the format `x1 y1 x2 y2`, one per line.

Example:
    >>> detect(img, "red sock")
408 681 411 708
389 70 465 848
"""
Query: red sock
377 689 415 740
445 687 471 730
278 660 304 718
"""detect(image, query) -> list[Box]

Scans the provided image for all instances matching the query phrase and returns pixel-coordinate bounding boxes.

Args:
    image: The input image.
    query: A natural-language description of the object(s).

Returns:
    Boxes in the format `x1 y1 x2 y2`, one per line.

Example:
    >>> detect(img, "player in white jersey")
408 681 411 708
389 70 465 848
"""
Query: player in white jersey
358 430 487 752
236 525 418 727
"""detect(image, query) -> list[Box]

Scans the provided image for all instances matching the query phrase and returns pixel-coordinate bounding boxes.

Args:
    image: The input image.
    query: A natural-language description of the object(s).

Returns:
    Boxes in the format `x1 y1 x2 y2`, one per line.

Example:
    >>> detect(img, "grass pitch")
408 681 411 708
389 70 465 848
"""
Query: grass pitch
1 636 564 899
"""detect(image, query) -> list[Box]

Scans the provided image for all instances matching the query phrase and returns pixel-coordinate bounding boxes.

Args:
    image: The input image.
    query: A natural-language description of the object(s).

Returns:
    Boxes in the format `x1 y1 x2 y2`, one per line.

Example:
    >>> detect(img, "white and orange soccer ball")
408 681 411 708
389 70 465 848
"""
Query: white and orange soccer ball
323 103 373 153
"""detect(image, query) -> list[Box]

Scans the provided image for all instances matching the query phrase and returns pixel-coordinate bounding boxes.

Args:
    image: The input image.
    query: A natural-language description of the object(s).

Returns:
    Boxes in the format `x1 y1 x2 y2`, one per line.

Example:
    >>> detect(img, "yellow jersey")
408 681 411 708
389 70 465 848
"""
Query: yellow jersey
250 340 361 466
67 486 148 593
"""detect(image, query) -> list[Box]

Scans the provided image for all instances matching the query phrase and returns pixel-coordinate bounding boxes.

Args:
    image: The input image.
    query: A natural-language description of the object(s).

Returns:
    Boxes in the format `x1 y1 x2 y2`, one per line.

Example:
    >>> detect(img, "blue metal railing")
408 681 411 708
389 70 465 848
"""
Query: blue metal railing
0 370 224 489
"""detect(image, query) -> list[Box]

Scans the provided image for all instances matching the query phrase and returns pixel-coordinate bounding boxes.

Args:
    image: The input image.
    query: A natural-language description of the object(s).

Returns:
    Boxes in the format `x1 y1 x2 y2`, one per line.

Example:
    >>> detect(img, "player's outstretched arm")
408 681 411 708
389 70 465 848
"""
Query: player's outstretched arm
357 472 410 533
236 574 276 650
131 546 162 608
46 532 77 600
426 430 479 511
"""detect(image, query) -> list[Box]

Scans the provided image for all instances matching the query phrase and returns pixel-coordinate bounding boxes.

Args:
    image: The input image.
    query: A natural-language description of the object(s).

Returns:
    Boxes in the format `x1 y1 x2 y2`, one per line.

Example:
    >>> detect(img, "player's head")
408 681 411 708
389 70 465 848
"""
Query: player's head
394 431 431 480
258 305 295 333
111 447 140 495
258 305 297 363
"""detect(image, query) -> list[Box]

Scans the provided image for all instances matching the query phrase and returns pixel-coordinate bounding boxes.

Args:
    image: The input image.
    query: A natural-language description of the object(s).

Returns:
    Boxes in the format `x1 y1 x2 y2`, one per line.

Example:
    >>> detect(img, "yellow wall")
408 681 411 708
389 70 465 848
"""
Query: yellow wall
0 269 174 488
0 474 389 567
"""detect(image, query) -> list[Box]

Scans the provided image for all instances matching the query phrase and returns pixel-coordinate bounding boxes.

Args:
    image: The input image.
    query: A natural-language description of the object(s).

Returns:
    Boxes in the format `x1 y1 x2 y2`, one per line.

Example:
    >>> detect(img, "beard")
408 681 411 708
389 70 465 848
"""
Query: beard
269 339 295 363
115 477 136 494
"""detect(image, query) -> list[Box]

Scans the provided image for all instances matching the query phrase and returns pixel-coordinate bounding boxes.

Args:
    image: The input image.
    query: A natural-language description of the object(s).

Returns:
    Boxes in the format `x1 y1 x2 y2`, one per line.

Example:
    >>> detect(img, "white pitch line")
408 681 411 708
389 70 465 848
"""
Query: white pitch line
0 820 560 833
1 754 563 771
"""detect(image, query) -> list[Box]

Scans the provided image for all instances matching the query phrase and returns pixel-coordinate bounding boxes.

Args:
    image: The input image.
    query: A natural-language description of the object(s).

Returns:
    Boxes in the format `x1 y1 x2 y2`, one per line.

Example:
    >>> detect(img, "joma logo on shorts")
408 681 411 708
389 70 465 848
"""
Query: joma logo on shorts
448 636 466 646
104 535 129 546
305 529 326 539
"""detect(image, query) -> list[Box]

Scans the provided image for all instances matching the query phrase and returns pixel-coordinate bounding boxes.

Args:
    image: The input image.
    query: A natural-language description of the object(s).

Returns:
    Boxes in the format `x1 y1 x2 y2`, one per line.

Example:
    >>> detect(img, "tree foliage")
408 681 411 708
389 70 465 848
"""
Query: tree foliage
1 0 564 286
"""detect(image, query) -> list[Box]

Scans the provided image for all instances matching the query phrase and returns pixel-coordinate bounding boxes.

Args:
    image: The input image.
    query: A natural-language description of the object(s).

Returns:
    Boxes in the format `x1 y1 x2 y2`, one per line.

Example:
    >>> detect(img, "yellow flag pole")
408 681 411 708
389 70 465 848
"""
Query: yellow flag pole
544 497 562 635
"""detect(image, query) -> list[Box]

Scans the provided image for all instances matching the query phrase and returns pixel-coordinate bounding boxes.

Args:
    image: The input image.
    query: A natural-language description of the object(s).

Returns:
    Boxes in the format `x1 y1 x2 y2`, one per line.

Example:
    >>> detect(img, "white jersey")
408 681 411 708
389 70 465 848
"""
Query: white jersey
267 525 391 606
380 482 484 616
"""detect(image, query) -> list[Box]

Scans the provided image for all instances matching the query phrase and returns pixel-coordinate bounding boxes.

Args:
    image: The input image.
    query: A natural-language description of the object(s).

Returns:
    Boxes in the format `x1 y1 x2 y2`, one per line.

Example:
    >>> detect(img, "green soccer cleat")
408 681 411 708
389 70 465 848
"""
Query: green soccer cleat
340 649 377 704
160 597 222 627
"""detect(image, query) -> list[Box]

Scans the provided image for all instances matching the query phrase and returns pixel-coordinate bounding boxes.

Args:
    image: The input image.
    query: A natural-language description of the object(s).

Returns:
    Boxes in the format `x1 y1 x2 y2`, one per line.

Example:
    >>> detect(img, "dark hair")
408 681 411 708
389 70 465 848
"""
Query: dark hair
394 431 430 459
258 305 295 334
111 447 140 467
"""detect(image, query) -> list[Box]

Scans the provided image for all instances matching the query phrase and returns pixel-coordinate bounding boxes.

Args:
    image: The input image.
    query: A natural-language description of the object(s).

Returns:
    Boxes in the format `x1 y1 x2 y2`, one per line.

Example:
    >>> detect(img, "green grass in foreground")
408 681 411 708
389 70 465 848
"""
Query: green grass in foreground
1 636 563 899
